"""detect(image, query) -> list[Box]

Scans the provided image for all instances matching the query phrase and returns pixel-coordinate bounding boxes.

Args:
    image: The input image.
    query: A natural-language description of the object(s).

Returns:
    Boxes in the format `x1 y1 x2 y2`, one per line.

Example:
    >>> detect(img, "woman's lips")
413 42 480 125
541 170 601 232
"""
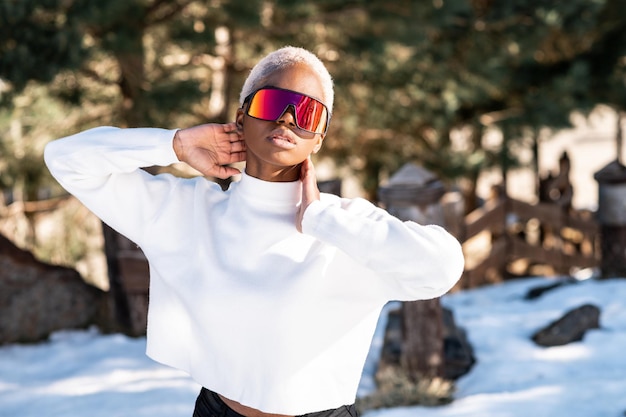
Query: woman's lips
268 134 296 149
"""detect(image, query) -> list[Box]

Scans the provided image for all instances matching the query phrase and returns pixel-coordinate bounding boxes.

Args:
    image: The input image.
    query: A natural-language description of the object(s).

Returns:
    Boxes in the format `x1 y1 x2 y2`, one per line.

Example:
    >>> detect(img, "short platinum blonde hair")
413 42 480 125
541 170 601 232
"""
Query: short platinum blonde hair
239 46 334 113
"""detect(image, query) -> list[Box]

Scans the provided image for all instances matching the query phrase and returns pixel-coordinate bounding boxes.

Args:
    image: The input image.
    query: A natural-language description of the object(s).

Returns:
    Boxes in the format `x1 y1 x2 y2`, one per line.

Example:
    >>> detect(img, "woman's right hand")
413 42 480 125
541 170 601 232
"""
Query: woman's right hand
173 123 246 179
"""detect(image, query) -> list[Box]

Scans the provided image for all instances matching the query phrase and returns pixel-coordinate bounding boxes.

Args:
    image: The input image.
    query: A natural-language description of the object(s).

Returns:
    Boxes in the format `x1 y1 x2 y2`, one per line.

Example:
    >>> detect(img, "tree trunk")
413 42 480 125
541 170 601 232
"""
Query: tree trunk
400 298 445 380
464 122 485 213
532 128 540 196
114 28 147 128
116 52 147 127
617 110 623 166
102 223 133 334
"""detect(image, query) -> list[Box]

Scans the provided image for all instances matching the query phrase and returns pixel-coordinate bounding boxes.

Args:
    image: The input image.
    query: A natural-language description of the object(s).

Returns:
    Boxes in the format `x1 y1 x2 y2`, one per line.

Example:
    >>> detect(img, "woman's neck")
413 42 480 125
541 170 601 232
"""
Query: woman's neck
244 163 301 182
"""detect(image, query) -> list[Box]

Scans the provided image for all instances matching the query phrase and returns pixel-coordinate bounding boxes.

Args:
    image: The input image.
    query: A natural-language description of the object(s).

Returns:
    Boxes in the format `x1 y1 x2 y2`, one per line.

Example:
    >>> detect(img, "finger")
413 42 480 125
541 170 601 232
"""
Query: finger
220 165 243 177
300 158 320 202
230 140 246 153
227 151 247 164
209 164 242 179
301 157 315 182
228 131 242 142
222 122 238 134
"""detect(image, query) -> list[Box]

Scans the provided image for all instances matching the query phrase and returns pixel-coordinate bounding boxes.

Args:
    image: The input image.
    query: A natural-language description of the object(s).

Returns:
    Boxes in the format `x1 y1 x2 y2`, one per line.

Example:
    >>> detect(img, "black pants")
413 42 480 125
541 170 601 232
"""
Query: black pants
193 388 358 417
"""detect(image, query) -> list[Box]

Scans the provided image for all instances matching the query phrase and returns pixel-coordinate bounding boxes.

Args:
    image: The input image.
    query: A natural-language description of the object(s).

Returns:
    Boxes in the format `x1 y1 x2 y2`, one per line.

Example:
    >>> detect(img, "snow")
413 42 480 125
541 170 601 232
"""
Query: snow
1 276 626 417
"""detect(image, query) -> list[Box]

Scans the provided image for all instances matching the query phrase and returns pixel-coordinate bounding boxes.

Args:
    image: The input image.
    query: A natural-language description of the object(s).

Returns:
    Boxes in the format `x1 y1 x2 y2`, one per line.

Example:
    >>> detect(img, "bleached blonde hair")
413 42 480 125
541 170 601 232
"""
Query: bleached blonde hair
239 46 334 113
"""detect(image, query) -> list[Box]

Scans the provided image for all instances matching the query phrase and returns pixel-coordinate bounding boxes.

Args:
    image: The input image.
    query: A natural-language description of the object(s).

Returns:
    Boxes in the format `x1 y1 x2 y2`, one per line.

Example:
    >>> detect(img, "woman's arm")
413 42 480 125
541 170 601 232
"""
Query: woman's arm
44 124 244 246
297 158 463 301
303 197 464 301
44 126 184 245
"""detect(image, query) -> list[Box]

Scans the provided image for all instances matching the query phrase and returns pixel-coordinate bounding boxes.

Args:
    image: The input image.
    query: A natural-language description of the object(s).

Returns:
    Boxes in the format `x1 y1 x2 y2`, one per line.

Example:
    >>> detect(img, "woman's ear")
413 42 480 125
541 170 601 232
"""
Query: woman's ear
312 134 324 154
235 109 244 131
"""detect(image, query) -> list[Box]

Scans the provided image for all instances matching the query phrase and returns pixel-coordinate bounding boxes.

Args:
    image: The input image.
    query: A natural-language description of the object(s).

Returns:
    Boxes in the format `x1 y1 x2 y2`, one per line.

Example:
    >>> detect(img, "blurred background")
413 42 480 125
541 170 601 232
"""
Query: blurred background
1 0 625 311
0 0 626 416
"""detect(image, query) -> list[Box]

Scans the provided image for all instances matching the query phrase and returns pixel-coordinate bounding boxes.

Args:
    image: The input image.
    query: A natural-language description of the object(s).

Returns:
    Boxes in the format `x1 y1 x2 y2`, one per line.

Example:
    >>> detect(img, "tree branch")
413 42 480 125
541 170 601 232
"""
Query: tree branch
146 0 194 26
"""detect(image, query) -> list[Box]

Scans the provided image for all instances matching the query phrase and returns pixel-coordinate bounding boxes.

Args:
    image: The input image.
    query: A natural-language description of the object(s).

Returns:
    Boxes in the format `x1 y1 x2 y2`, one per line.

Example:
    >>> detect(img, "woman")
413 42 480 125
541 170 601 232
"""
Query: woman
44 46 464 417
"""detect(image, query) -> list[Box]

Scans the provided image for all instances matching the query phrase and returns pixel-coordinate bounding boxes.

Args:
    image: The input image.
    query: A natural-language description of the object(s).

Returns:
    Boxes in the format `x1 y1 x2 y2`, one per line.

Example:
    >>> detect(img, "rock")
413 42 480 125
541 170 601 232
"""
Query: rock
532 304 601 347
377 305 475 381
0 233 105 345
442 307 475 379
524 278 577 300
378 306 403 369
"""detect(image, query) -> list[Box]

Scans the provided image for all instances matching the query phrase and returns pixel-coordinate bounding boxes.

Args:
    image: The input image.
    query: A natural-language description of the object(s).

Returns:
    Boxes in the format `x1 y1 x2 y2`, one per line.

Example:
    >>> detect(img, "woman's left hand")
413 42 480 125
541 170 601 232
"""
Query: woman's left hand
296 157 320 233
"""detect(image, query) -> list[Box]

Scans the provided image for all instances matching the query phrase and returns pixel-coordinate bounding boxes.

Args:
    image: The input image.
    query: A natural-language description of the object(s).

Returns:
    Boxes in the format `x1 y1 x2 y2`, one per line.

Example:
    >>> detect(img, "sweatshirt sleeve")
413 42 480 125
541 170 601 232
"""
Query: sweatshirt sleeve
301 196 464 301
44 126 181 246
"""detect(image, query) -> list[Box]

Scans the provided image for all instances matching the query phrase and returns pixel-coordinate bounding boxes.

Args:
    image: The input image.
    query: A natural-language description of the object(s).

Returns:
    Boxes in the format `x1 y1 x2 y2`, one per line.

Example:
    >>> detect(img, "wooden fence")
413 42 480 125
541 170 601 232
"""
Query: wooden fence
102 223 150 335
457 195 600 289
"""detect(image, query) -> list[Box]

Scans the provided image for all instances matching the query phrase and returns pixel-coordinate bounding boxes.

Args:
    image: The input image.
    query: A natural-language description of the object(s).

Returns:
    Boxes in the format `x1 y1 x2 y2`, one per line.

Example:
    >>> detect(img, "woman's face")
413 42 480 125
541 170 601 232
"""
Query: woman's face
236 63 327 182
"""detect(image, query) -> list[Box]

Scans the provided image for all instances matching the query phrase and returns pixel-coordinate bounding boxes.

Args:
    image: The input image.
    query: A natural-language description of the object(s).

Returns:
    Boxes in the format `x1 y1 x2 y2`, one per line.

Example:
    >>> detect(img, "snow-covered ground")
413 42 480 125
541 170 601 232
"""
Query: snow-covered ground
1 276 625 417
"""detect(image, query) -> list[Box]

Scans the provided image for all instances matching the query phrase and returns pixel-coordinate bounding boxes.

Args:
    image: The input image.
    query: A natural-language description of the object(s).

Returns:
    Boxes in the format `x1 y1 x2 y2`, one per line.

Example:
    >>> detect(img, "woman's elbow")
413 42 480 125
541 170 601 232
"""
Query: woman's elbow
409 233 465 298
438 237 465 292
428 227 465 286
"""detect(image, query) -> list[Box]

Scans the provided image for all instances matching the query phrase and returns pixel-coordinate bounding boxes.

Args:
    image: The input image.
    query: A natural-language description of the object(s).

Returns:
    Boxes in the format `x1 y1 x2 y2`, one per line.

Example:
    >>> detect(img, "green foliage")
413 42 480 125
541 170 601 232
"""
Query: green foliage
312 0 625 196
0 83 77 198
1 0 625 205
0 0 88 91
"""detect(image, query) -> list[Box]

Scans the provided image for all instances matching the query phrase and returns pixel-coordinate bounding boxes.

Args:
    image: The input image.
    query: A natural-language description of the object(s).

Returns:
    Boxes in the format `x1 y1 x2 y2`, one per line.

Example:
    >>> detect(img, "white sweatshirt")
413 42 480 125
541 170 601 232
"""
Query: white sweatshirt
44 127 464 415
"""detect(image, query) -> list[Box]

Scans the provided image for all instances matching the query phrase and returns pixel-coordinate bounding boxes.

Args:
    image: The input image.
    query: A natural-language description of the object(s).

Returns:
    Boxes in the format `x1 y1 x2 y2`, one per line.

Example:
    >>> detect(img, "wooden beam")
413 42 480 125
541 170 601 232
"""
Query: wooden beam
463 199 506 242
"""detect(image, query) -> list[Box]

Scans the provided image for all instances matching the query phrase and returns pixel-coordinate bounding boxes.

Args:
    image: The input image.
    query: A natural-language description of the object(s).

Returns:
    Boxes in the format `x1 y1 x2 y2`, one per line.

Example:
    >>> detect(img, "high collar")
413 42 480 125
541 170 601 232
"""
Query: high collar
232 171 302 207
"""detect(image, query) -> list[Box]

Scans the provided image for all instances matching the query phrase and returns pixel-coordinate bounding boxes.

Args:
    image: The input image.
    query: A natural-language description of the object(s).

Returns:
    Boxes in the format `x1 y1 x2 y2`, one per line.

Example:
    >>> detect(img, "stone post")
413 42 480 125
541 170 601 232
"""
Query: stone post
593 160 626 278
378 163 447 379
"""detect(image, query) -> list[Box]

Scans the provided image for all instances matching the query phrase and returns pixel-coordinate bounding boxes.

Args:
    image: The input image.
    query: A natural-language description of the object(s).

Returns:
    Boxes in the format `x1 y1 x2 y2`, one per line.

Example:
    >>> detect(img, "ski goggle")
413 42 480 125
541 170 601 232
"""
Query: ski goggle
244 87 330 135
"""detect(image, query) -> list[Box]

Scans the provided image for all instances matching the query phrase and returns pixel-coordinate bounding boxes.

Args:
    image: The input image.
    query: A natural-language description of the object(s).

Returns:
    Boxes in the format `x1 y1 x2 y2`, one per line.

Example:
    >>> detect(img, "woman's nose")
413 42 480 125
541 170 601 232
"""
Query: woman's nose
277 105 297 128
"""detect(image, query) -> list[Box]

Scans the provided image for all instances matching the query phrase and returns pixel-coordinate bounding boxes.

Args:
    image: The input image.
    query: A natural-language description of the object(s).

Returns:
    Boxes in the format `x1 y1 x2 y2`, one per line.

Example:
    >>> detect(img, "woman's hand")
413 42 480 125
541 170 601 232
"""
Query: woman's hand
296 157 321 233
173 123 246 179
